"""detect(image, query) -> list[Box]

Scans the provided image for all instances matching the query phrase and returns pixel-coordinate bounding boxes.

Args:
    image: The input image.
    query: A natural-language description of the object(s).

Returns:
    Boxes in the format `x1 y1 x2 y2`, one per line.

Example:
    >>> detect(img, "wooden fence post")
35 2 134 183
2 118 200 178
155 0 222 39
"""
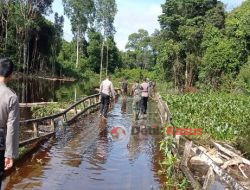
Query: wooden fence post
63 113 67 122
33 122 39 138
51 119 55 133
87 99 91 114
74 106 78 115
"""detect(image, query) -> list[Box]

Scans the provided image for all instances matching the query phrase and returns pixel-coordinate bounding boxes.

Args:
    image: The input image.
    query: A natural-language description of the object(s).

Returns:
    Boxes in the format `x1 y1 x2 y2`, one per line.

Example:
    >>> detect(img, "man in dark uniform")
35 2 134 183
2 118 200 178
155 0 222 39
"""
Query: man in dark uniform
0 58 19 188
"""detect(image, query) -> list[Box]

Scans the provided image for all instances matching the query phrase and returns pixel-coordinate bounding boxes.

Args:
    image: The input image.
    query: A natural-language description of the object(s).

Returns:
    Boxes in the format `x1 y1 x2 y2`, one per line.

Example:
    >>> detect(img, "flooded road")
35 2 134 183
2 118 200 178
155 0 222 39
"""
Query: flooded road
3 97 166 190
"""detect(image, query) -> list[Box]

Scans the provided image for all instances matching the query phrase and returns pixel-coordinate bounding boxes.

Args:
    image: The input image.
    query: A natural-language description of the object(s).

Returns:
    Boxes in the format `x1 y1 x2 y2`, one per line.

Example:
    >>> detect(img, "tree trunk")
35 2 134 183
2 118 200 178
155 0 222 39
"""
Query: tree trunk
5 20 7 49
100 40 104 83
23 41 27 73
106 42 109 77
185 62 188 87
76 29 79 68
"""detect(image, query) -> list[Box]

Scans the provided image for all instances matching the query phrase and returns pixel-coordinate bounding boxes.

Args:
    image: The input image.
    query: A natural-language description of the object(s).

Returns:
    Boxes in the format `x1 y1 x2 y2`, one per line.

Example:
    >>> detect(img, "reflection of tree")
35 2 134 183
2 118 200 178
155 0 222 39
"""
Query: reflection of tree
9 77 98 103
91 119 109 164
10 77 64 103
127 120 149 162
55 80 97 102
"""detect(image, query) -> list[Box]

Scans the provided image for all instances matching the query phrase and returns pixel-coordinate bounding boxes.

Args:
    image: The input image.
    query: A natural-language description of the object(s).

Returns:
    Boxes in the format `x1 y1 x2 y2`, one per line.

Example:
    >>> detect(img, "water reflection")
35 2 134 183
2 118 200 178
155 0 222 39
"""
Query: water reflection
3 97 168 189
10 77 97 120
121 96 127 113
4 143 53 190
10 77 97 103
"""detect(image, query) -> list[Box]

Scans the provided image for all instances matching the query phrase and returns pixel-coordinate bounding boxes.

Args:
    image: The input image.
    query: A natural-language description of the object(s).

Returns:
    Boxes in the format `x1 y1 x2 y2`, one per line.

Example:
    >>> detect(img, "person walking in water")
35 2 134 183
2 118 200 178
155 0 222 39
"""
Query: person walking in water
131 80 142 120
141 78 150 115
121 78 128 96
99 75 116 119
0 58 19 188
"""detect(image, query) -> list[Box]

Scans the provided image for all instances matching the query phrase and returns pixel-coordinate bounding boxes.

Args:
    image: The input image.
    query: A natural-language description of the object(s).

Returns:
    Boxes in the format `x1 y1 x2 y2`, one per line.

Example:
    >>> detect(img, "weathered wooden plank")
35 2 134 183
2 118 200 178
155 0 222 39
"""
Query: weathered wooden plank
19 132 55 147
33 123 39 138
180 165 202 189
181 141 193 166
202 167 215 190
19 102 58 107
195 147 246 190
213 141 250 166
20 93 100 125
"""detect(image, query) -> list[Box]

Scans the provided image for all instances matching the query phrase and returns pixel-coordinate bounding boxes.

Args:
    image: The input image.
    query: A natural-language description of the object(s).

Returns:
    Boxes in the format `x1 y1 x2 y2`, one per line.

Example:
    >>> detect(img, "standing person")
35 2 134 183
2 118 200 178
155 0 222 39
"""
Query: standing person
141 78 150 115
99 75 116 119
121 78 128 96
0 58 19 188
131 80 142 121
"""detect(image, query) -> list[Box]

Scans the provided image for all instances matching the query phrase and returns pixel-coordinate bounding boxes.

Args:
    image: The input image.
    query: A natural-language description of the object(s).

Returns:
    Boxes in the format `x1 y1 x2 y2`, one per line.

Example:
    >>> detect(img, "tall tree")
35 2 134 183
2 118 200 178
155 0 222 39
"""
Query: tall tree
125 29 153 70
95 0 117 80
158 0 225 88
51 13 64 76
62 0 95 68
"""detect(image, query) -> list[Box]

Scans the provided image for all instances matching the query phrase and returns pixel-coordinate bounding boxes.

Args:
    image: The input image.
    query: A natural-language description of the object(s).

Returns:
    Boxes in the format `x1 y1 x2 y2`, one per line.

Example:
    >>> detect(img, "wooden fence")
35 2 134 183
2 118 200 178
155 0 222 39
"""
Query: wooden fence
19 89 121 148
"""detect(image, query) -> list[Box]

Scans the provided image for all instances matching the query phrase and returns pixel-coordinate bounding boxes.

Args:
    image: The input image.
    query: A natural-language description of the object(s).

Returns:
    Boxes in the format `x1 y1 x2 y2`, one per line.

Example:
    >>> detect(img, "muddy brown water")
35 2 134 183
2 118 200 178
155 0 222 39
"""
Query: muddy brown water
3 97 167 190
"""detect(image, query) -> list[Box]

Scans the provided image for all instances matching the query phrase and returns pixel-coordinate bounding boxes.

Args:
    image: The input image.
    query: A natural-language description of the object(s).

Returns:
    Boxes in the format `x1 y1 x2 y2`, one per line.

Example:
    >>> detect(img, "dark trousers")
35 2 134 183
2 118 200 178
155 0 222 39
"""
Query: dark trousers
122 88 128 95
141 97 148 114
100 93 110 117
0 150 5 189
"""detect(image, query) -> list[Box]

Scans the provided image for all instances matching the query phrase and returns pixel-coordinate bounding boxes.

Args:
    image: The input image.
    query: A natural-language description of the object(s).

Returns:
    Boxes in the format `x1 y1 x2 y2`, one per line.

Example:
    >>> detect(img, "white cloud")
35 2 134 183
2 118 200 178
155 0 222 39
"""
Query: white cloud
114 2 163 50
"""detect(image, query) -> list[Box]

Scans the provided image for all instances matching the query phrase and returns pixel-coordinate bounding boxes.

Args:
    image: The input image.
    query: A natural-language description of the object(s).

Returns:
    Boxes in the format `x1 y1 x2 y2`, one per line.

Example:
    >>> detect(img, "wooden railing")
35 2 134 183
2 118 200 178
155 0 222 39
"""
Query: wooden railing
19 89 122 148
155 93 172 124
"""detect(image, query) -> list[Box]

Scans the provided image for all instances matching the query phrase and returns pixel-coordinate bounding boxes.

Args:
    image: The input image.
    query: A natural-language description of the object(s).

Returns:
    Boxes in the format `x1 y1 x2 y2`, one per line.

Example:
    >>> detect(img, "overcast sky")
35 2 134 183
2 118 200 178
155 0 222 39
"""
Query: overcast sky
47 0 245 50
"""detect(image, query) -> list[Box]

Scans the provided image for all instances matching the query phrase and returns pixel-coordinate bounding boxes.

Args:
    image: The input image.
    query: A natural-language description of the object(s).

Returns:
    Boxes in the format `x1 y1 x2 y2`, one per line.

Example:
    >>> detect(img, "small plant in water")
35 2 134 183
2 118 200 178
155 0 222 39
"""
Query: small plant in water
159 129 190 189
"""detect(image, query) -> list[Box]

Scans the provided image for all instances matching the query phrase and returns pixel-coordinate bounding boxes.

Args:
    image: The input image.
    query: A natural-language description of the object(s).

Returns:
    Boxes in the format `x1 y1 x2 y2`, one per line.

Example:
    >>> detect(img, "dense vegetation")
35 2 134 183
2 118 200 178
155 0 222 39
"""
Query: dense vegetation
163 93 250 142
121 0 250 92
1 0 249 89
0 0 121 78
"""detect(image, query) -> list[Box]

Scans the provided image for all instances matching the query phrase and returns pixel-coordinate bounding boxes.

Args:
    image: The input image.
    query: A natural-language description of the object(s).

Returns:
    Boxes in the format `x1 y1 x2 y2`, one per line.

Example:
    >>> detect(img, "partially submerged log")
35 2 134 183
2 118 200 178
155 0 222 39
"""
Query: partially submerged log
180 141 203 189
202 167 215 190
37 76 75 82
20 102 58 107
194 146 246 190
212 141 250 166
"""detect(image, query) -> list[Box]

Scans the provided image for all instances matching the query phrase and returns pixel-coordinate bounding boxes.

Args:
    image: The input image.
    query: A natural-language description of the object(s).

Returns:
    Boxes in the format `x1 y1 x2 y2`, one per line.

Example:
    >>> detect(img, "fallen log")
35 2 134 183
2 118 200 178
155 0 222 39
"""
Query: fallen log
180 141 202 189
179 136 247 189
212 141 250 166
37 76 75 82
203 167 215 190
194 147 247 190
20 102 58 107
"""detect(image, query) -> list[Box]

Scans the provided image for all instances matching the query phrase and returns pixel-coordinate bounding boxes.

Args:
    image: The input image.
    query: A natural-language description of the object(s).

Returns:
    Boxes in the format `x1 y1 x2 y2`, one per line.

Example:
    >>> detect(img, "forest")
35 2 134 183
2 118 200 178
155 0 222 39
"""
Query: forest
0 0 249 91
1 1 250 189
0 0 121 79
121 0 250 92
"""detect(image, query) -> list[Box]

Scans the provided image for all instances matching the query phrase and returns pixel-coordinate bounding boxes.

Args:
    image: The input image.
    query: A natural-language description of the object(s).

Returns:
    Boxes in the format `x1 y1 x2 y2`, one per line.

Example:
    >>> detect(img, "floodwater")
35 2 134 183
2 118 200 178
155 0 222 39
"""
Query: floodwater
9 77 97 120
3 97 167 190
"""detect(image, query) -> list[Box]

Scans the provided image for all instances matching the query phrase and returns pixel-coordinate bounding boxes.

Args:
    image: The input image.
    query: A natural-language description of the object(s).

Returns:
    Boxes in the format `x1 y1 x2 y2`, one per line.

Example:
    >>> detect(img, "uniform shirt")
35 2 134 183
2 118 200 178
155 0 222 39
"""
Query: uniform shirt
132 83 142 97
100 79 116 97
0 82 19 158
141 82 149 97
